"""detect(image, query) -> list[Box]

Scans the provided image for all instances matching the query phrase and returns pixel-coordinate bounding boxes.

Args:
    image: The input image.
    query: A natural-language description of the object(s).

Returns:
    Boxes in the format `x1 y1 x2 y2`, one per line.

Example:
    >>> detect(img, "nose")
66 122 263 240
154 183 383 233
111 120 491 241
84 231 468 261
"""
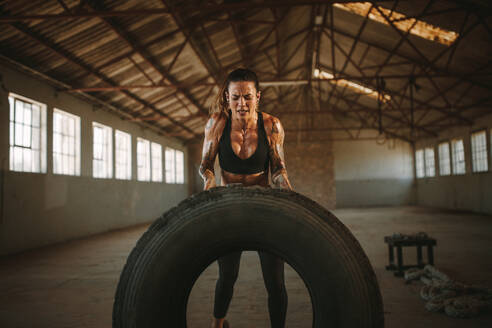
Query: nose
238 97 245 107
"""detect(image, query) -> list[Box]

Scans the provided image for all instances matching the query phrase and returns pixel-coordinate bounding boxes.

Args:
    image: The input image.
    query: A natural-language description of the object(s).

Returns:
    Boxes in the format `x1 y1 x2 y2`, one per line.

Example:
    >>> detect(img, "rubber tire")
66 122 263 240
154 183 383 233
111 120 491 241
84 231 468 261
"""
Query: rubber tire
113 186 384 328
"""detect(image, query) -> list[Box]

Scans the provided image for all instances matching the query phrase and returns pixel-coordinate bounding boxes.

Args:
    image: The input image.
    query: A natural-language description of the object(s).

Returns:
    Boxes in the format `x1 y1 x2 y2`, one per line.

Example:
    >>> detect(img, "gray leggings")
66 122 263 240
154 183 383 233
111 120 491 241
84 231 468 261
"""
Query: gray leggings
213 251 288 328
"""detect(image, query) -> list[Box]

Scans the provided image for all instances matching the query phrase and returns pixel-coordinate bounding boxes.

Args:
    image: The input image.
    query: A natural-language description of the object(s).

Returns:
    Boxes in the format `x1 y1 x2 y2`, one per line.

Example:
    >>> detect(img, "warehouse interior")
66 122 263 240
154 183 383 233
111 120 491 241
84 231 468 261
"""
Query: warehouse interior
0 0 491 327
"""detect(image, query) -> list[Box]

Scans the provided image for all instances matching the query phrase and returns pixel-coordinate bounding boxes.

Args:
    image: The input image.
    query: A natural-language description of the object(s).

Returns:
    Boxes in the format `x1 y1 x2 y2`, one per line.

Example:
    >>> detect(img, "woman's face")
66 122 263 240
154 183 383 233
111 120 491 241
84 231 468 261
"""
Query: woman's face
226 81 261 122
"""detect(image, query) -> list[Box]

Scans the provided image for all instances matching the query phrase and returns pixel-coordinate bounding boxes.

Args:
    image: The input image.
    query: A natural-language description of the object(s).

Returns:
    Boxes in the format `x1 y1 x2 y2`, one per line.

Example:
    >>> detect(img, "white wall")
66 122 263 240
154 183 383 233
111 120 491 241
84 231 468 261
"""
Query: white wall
334 138 415 207
415 115 492 215
0 63 189 255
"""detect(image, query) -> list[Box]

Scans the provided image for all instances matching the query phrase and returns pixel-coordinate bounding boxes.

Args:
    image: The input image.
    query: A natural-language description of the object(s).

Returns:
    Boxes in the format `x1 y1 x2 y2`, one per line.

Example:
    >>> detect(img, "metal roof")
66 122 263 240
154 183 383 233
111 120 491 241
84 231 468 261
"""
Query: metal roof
0 0 491 143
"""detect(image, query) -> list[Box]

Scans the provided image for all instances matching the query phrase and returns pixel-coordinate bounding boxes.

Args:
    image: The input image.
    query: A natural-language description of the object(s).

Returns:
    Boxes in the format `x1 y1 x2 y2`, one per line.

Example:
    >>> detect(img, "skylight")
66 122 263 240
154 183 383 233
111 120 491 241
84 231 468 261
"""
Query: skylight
334 2 458 46
313 68 391 102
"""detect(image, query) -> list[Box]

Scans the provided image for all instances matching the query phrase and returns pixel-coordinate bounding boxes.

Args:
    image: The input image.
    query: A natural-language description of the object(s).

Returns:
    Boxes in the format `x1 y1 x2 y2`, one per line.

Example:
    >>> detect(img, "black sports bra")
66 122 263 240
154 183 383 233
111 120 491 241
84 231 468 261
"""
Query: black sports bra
218 112 270 174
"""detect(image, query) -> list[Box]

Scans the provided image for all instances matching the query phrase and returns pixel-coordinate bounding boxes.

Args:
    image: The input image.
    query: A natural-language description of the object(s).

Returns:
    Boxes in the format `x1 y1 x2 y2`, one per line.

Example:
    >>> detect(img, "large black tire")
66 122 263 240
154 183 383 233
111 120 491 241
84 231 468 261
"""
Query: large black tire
113 186 384 328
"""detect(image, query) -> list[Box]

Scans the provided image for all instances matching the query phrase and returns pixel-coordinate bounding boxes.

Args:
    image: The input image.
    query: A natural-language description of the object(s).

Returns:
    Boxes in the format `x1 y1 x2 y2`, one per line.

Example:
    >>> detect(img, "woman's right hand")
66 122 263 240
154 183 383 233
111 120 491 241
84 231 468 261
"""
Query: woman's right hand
204 177 216 190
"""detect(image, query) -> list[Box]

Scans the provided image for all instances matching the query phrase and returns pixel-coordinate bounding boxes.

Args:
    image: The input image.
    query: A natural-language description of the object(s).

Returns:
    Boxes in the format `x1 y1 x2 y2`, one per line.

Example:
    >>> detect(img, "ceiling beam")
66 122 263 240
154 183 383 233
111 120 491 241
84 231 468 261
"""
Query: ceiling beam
182 0 369 21
63 70 492 92
0 54 182 141
373 0 433 77
272 8 282 75
324 3 373 118
322 83 438 138
324 24 491 91
0 9 171 22
325 95 415 142
318 70 476 127
8 21 200 139
199 22 224 78
162 0 221 86
0 0 365 23
227 11 248 66
86 2 209 125
304 7 316 81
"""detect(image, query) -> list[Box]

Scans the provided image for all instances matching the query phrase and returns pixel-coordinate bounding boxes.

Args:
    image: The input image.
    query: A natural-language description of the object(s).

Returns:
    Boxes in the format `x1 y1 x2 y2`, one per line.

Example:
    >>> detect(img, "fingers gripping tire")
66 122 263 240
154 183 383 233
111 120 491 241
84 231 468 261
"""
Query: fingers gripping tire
113 186 384 328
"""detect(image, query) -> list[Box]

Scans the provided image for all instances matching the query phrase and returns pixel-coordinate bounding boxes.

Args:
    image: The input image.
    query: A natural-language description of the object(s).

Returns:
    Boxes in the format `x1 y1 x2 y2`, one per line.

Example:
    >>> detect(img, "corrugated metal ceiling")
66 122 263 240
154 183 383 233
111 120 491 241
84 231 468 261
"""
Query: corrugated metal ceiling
0 0 490 142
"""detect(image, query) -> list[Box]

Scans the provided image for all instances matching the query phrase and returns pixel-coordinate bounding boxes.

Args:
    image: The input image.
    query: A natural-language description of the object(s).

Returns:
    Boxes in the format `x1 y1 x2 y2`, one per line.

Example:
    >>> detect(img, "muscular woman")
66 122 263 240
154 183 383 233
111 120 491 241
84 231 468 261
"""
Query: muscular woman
199 68 292 328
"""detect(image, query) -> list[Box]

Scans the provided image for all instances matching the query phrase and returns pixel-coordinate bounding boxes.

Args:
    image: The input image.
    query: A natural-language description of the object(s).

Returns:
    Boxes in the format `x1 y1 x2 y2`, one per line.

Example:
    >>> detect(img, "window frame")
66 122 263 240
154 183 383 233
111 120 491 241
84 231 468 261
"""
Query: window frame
437 141 451 176
175 149 184 184
115 129 132 180
8 93 47 174
151 142 163 182
136 137 151 182
92 121 113 179
165 147 185 184
52 108 81 176
165 147 176 184
470 129 489 173
451 138 466 175
415 149 425 179
424 147 436 177
490 128 492 172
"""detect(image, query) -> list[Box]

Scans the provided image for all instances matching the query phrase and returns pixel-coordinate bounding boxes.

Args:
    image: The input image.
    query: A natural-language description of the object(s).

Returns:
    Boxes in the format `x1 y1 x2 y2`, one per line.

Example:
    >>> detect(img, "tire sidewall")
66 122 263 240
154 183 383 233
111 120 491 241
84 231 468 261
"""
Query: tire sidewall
114 187 384 328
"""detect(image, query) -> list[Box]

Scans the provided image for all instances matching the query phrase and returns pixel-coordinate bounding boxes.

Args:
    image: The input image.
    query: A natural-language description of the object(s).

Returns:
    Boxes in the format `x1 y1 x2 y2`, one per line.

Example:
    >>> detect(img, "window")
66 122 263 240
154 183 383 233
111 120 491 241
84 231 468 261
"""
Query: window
137 138 151 181
313 68 390 102
333 2 458 46
176 150 184 184
165 147 184 184
53 109 80 176
438 142 451 176
93 122 113 178
415 149 424 178
165 148 175 183
151 142 163 182
115 130 131 180
424 147 435 177
8 93 47 173
451 139 466 175
471 130 488 173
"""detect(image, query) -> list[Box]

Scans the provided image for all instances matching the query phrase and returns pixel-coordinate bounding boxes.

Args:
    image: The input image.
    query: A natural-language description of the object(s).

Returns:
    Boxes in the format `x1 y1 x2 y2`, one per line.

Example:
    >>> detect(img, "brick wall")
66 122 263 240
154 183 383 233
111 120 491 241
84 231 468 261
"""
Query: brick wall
187 139 336 210
284 141 336 209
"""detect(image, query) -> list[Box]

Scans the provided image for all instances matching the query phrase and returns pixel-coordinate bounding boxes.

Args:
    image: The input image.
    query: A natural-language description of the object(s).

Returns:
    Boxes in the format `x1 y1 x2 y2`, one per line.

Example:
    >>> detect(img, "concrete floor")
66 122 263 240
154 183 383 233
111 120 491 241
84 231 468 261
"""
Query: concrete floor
1 206 491 327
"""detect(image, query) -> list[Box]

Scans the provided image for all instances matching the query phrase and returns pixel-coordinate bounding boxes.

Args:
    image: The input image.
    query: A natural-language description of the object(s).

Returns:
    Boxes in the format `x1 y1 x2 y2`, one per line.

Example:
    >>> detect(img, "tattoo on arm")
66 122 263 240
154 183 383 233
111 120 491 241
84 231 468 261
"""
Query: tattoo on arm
271 122 279 134
199 116 221 190
199 142 215 175
269 118 292 190
205 117 214 130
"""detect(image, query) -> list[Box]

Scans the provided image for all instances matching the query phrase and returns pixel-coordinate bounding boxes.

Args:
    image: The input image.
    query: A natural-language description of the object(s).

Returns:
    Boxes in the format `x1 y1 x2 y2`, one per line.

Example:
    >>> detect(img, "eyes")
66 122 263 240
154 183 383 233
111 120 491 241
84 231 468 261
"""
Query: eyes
232 94 252 101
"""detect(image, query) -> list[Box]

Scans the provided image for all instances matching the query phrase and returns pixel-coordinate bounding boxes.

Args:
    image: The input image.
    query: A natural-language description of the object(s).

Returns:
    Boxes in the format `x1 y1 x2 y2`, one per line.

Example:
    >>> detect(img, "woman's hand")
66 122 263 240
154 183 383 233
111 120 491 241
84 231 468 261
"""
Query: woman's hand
203 170 217 190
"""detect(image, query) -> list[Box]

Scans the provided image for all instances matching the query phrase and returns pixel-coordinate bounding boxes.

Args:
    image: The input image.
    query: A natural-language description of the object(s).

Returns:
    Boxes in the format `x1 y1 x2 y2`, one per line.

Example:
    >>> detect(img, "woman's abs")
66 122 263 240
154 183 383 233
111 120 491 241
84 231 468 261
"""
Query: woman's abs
220 169 269 187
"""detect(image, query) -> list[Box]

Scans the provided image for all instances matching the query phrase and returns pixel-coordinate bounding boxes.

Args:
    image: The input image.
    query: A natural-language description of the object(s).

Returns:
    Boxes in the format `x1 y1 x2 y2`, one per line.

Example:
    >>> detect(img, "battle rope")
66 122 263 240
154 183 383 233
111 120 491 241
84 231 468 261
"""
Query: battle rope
404 265 492 318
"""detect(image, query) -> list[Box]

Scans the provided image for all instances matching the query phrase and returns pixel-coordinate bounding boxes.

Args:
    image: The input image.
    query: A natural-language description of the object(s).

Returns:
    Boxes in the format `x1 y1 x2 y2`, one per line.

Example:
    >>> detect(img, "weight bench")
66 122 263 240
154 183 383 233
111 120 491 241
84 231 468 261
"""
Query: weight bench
384 233 436 277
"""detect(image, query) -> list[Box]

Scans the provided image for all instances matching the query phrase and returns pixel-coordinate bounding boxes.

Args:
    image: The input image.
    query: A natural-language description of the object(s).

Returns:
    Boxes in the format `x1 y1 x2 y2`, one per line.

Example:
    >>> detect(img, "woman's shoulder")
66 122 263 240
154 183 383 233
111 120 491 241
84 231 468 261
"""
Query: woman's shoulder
205 112 227 136
260 111 283 134
209 111 228 123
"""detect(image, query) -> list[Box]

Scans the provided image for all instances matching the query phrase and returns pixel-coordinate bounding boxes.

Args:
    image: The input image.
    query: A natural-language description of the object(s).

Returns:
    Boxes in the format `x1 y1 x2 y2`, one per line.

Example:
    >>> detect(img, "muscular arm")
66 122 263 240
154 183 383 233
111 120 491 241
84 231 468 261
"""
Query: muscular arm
199 114 224 190
268 117 292 190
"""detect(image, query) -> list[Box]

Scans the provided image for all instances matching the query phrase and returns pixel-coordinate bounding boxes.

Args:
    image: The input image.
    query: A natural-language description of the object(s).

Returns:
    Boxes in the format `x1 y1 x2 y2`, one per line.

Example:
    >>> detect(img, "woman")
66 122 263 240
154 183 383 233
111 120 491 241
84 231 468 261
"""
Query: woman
199 68 292 328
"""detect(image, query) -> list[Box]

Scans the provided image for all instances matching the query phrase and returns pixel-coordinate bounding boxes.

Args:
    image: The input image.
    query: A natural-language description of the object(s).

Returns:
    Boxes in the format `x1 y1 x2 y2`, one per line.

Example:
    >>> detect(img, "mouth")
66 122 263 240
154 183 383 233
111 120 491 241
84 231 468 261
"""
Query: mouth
237 109 249 115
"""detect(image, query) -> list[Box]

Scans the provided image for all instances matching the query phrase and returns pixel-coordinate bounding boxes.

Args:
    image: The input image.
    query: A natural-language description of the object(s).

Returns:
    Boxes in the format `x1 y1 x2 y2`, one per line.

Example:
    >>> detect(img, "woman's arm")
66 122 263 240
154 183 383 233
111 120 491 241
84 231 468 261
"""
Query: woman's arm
268 117 292 190
199 114 225 190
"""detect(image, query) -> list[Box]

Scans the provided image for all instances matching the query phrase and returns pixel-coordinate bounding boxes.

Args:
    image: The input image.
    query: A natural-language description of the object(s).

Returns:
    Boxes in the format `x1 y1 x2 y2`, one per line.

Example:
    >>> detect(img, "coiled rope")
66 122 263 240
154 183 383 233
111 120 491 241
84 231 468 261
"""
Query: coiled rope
404 265 492 318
